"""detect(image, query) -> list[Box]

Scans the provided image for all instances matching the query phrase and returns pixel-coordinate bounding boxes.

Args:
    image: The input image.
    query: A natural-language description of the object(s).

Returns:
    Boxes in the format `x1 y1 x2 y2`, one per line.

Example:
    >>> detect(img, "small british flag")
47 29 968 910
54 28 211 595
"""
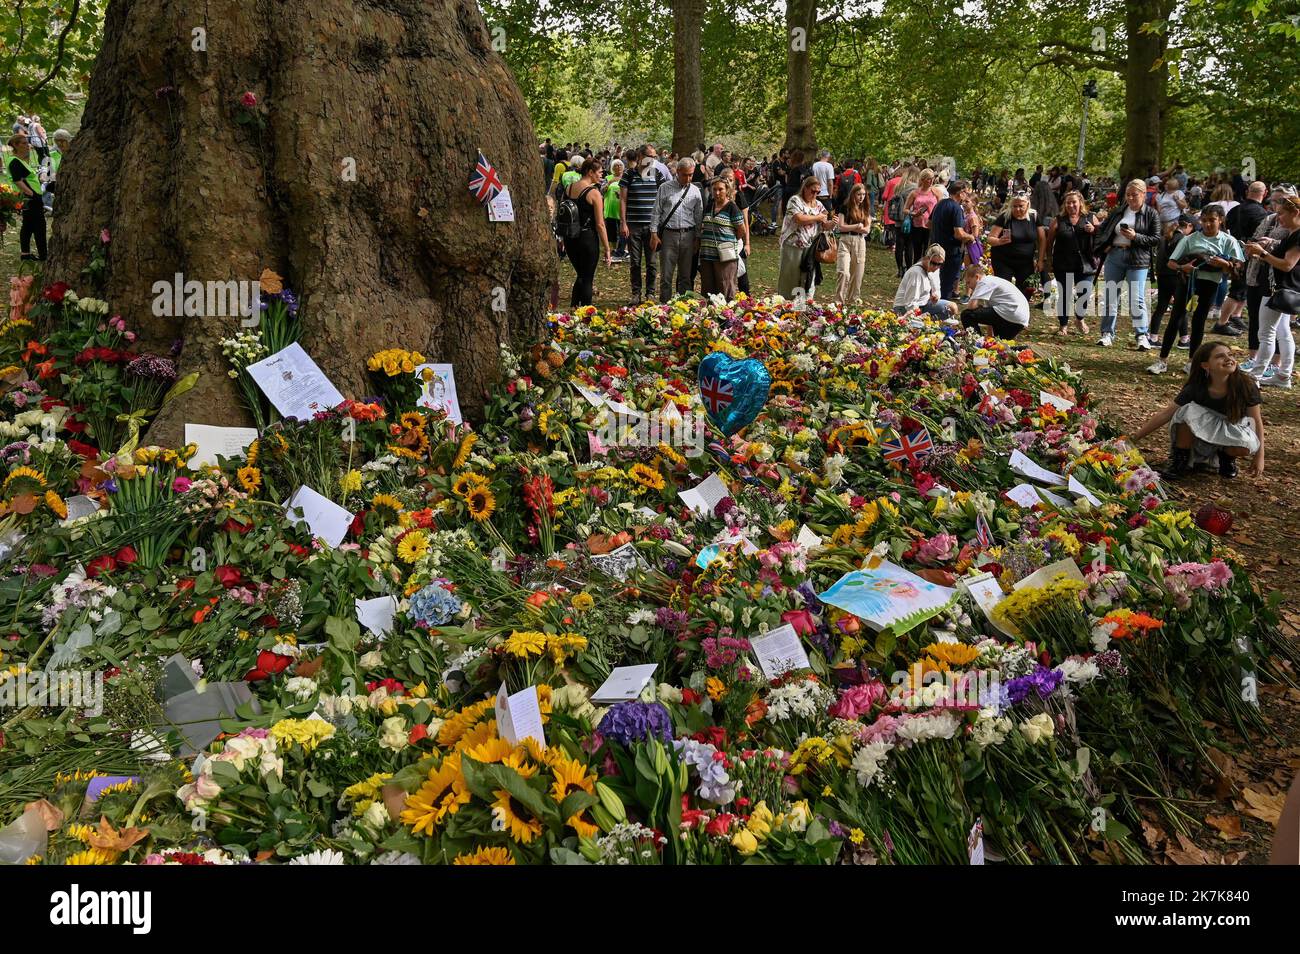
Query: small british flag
881 427 933 467
468 152 504 204
975 512 993 549
699 376 734 417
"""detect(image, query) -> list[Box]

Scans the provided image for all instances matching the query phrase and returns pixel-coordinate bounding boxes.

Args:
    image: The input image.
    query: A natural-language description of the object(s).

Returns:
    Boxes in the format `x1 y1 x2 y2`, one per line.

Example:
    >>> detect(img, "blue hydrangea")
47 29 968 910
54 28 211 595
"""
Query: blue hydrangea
408 583 461 628
598 701 673 748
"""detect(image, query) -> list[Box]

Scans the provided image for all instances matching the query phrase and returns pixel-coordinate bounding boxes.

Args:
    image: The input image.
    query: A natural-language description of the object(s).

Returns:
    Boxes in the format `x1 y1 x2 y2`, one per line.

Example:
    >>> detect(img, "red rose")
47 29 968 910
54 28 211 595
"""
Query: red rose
288 543 309 557
43 282 70 304
213 564 243 588
680 688 702 706
240 91 258 107
781 608 817 637
245 650 292 682
67 439 100 458
86 554 117 578
222 517 252 534
114 546 138 565
350 511 368 537
408 723 429 745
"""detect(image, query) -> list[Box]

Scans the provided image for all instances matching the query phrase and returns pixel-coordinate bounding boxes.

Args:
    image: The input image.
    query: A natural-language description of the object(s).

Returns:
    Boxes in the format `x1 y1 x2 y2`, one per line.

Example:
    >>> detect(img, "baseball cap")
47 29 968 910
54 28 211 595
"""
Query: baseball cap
1146 176 1161 185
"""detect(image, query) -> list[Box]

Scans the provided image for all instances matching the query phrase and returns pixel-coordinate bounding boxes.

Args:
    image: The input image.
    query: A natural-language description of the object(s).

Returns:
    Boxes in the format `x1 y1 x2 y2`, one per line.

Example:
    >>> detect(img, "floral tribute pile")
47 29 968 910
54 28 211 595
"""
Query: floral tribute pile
0 269 1293 866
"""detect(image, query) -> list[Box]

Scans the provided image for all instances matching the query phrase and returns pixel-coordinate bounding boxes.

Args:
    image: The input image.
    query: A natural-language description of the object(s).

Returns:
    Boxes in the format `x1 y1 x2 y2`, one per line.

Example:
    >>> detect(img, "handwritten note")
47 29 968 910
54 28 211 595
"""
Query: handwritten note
678 473 730 517
1005 482 1071 510
495 682 546 749
488 187 515 222
246 343 345 421
185 423 260 469
1067 474 1102 506
1013 558 1085 592
355 595 398 638
750 624 811 680
796 525 823 551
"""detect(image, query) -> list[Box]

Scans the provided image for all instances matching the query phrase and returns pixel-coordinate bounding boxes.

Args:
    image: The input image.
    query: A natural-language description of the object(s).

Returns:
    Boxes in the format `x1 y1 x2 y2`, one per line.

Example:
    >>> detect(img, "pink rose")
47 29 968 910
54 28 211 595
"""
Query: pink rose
240 91 258 107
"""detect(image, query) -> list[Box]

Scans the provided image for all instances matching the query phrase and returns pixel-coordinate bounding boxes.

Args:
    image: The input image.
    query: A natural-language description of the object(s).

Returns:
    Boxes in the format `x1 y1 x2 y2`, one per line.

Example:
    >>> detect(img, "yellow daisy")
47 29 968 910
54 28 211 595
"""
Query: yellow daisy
395 529 429 564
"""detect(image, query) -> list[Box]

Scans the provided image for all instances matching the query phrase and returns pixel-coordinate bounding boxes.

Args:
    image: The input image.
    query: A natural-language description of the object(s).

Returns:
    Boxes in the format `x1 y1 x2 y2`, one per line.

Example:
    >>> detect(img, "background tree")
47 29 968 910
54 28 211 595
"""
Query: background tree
0 0 107 119
671 0 705 154
45 0 554 443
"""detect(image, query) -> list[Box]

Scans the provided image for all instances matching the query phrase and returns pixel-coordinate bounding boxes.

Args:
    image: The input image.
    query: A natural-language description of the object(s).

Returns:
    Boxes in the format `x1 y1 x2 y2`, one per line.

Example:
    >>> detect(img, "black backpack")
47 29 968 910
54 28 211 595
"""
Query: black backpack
556 185 595 240
887 191 903 222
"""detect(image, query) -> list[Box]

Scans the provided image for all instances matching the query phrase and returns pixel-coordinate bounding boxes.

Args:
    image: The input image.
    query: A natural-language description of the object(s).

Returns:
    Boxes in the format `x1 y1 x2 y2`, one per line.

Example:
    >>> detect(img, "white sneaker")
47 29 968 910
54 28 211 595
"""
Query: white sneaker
1260 373 1292 389
1136 334 1154 350
1146 359 1167 374
1097 334 1114 347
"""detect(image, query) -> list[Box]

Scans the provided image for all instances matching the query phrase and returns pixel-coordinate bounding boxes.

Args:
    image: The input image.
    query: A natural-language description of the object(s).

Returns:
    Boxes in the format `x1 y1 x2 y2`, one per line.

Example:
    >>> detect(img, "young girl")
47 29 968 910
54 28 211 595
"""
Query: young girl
1131 342 1264 480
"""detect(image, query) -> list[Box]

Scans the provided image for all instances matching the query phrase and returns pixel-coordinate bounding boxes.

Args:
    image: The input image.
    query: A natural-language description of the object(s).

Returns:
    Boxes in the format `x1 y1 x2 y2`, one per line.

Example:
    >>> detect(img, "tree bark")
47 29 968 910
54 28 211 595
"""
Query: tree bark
1119 0 1168 182
784 0 816 156
671 0 704 156
45 0 555 446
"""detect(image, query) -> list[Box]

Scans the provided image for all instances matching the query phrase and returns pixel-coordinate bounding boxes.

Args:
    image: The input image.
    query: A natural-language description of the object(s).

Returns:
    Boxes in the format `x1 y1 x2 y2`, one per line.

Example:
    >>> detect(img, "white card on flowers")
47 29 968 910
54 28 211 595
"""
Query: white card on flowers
678 473 729 517
246 343 345 421
416 363 463 424
495 682 546 749
185 423 260 469
1009 450 1066 486
284 485 353 548
591 664 658 704
1005 482 1071 510
1013 558 1085 592
750 624 811 680
355 595 398 637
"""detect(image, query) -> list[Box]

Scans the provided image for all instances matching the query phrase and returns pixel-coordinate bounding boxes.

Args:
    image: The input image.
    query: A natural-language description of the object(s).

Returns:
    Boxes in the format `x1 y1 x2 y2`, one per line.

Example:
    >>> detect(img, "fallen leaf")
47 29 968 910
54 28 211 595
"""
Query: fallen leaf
1165 832 1211 865
1205 814 1244 839
1241 787 1285 826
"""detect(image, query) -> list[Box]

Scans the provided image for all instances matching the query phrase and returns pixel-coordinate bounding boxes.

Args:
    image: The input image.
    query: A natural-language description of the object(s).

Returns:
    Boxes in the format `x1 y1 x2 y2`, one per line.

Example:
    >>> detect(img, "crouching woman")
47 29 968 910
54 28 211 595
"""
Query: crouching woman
1131 342 1264 480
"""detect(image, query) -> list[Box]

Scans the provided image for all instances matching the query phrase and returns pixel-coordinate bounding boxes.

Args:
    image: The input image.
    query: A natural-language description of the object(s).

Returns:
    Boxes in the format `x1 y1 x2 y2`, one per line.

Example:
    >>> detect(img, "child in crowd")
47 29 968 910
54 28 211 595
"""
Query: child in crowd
1131 341 1264 479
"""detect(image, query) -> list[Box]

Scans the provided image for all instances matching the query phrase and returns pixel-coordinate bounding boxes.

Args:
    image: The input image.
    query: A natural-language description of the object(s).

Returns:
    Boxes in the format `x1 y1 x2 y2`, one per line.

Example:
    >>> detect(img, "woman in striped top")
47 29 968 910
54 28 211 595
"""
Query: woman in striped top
699 179 748 299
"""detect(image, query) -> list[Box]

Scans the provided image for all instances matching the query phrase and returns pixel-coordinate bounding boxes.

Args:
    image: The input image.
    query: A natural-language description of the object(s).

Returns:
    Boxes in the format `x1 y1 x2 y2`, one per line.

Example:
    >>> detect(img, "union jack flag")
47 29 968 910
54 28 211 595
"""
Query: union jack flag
881 427 933 467
699 376 734 416
975 512 993 549
469 152 503 204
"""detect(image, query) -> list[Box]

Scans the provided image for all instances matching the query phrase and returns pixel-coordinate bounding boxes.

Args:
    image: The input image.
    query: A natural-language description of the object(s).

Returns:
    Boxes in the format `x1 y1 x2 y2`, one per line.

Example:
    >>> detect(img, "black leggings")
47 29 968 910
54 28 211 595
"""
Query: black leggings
568 229 599 307
1053 269 1092 327
1149 272 1185 340
20 198 47 260
895 224 915 275
910 225 931 269
993 254 1035 297
1160 277 1217 359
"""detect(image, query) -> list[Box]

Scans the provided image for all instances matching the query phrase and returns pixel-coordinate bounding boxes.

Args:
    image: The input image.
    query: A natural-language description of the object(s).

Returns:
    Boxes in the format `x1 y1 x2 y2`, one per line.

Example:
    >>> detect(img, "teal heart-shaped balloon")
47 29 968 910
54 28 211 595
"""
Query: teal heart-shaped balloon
698 351 771 437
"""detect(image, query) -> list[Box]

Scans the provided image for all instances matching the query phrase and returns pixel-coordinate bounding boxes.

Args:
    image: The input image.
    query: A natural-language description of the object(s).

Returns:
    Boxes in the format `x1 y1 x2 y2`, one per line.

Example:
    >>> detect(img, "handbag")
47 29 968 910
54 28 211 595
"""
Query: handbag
1267 288 1300 313
815 232 838 265
718 241 739 263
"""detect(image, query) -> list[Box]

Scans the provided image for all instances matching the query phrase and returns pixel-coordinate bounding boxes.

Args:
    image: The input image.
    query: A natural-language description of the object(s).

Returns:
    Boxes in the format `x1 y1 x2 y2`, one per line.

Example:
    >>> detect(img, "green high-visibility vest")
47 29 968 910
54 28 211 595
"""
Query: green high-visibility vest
9 154 41 196
48 149 63 175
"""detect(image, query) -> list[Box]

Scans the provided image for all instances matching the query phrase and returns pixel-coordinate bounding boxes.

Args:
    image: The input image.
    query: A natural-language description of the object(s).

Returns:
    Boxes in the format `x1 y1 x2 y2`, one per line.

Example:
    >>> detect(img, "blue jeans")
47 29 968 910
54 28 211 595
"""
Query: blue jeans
1100 251 1149 338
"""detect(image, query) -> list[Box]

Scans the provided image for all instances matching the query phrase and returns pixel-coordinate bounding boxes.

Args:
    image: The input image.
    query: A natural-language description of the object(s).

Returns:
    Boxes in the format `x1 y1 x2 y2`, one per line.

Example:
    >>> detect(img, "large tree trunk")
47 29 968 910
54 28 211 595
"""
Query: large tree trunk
784 0 816 156
46 0 554 445
671 0 704 156
1119 0 1167 182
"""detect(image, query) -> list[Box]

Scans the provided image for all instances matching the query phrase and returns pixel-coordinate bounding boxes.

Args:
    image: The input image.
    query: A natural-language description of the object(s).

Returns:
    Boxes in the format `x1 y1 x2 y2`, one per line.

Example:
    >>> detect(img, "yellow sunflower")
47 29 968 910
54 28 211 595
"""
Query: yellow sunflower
453 845 516 865
628 462 665 491
236 466 262 494
452 472 488 498
65 848 120 865
452 432 478 470
466 487 496 522
489 789 543 844
400 753 470 835
44 490 68 519
395 529 430 564
371 492 405 517
2 465 46 493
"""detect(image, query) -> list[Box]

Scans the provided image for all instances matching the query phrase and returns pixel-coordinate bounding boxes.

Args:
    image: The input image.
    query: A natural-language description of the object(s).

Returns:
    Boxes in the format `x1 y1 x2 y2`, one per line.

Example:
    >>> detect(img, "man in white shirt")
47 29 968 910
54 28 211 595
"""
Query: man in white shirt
961 264 1031 338
894 245 957 318
649 157 704 301
812 150 835 208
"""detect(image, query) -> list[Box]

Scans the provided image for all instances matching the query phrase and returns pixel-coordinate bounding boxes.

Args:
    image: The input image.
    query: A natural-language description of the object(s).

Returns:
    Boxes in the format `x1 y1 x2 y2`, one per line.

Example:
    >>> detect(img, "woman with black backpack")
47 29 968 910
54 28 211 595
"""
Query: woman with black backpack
561 158 612 308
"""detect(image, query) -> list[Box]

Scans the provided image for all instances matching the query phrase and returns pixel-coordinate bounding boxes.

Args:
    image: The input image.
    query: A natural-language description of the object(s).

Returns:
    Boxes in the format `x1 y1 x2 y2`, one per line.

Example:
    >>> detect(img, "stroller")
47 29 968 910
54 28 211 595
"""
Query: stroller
746 182 782 235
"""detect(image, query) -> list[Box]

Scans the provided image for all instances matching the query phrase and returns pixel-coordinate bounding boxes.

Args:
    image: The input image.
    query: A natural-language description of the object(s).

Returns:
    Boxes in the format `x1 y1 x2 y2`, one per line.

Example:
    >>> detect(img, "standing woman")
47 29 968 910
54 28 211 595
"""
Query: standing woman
881 162 905 269
902 168 941 272
987 193 1042 298
1243 191 1300 390
7 133 47 261
1043 190 1097 336
960 189 985 299
892 164 921 275
566 158 612 307
864 157 885 219
778 176 831 299
834 183 872 303
698 177 748 300
1094 178 1161 348
716 167 753 297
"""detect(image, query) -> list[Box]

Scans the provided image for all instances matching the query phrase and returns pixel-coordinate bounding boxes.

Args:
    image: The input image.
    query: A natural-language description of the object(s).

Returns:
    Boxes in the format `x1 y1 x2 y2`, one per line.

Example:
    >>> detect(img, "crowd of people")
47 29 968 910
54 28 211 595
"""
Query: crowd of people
4 114 73 261
540 139 1296 484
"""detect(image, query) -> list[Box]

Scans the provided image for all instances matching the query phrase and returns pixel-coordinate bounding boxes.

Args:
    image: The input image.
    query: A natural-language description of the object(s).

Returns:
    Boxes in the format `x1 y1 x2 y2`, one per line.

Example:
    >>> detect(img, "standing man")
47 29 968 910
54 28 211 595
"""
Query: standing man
812 150 835 211
929 180 973 301
1219 180 1270 334
620 145 666 304
650 157 704 302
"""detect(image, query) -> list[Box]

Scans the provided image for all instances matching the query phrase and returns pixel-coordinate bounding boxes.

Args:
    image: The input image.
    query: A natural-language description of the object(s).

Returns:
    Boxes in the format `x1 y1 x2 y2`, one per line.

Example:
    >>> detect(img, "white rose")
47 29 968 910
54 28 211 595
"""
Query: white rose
379 715 408 751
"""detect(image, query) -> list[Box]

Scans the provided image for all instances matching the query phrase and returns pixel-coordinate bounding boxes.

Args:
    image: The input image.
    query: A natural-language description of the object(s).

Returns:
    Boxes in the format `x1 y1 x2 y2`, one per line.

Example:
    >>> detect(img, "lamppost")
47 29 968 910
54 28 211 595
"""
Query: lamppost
1077 79 1099 173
